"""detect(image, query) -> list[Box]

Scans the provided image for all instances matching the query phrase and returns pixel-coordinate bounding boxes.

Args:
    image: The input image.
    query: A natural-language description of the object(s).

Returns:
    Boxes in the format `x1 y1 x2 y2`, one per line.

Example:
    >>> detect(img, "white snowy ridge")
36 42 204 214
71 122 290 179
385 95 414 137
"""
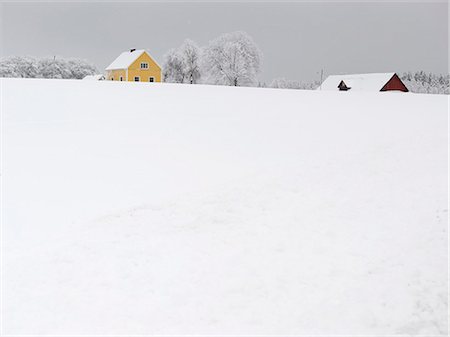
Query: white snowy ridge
2 78 447 335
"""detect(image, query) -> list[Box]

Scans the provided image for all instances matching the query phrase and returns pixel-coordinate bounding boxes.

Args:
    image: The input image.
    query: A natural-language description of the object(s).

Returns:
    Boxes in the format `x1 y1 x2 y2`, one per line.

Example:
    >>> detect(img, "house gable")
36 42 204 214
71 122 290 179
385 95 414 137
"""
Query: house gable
128 51 161 72
380 73 409 92
127 51 162 82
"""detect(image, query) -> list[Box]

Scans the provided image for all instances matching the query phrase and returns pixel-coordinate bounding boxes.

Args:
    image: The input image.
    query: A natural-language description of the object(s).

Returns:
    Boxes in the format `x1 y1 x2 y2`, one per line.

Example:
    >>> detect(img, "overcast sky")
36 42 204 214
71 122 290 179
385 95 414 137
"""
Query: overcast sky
1 1 447 82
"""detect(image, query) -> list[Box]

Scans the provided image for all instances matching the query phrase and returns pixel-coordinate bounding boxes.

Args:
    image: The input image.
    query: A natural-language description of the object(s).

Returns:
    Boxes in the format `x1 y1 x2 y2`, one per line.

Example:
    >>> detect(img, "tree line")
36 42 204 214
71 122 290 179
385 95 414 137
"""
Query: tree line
0 56 97 79
400 71 449 95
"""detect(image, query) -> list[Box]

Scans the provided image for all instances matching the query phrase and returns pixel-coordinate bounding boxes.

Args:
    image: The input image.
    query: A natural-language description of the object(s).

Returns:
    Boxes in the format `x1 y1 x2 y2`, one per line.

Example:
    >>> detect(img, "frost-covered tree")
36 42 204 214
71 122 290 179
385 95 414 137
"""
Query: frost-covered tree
0 56 39 78
162 49 186 83
202 31 262 86
270 77 321 90
179 39 201 84
270 78 301 89
0 56 97 79
401 71 449 95
66 59 98 79
37 58 73 79
163 40 202 84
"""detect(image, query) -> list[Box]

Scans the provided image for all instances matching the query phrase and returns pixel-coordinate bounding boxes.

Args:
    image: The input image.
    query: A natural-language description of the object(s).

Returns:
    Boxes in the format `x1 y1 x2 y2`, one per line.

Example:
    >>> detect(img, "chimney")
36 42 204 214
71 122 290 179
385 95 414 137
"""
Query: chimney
130 48 136 52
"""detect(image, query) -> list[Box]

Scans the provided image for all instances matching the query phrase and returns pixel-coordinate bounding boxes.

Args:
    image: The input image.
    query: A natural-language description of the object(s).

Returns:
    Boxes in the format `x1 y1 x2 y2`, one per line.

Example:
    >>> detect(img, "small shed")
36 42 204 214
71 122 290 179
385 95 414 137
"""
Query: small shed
318 72 408 92
83 74 105 81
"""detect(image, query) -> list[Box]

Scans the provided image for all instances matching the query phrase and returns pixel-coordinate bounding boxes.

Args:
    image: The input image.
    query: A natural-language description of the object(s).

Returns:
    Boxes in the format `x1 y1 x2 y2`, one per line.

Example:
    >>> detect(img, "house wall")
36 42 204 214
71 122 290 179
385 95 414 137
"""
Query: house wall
127 52 162 83
106 69 126 81
381 74 409 92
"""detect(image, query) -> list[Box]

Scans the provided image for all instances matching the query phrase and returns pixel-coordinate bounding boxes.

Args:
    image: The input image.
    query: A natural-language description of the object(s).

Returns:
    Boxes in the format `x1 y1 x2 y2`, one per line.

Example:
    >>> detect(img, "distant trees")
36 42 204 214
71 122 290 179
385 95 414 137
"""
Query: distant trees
270 78 321 90
270 78 301 89
0 56 39 78
202 31 262 86
163 39 201 84
0 56 97 79
401 71 449 95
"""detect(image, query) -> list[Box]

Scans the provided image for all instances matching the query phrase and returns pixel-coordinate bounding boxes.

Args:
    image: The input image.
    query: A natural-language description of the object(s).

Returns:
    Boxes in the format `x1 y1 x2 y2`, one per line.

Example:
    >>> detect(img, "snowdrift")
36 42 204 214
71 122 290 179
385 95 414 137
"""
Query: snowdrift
2 78 448 334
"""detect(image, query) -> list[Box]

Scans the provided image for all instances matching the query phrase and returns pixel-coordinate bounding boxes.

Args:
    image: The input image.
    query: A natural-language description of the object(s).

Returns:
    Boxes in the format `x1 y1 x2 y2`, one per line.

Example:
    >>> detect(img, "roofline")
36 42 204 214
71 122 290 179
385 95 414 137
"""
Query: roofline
105 50 145 70
380 72 409 92
143 50 162 69
105 49 161 71
324 72 396 79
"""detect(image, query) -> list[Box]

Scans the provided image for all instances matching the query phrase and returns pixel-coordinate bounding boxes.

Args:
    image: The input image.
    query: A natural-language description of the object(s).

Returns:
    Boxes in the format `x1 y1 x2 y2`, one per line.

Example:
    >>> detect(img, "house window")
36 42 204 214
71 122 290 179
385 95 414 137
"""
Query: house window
140 63 148 69
134 76 140 82
149 77 154 82
119 76 123 81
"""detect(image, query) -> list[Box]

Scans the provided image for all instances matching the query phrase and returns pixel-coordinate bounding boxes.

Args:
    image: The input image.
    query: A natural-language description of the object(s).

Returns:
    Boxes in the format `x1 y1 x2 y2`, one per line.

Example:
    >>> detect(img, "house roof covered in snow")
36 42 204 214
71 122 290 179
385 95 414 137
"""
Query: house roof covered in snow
106 49 159 70
318 73 397 91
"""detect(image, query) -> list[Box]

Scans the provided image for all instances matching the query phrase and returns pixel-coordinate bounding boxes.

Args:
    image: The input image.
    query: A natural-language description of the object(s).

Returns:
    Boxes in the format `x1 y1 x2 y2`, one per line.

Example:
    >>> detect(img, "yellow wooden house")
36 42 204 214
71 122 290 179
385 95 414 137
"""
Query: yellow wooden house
105 49 162 82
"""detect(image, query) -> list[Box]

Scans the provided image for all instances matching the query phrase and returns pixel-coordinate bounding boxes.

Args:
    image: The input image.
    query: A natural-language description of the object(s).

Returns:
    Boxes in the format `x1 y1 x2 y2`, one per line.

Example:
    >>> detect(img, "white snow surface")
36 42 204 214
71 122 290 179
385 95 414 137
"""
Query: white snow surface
2 78 448 335
319 72 397 91
105 49 146 70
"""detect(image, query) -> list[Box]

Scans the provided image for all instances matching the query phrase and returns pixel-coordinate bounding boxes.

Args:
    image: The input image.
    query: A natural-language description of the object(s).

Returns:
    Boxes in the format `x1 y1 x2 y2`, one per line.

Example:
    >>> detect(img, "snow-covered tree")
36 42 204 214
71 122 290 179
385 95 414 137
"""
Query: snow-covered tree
179 39 201 84
401 71 449 95
0 56 97 79
162 49 186 83
270 77 321 90
162 40 202 84
202 31 262 86
66 59 98 79
0 56 39 78
270 78 301 89
37 58 72 79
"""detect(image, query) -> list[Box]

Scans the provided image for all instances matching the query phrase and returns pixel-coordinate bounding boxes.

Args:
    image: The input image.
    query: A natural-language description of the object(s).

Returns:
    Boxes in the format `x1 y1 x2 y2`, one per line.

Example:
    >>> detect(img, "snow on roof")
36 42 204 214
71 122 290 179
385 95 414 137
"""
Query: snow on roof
83 74 105 81
318 72 396 91
105 49 146 70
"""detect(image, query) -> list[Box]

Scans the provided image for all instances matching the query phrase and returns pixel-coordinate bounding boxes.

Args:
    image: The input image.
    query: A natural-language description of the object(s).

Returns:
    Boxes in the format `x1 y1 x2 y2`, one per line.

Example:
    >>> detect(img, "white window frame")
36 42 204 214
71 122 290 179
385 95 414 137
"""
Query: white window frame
149 77 155 82
140 62 149 69
134 76 140 82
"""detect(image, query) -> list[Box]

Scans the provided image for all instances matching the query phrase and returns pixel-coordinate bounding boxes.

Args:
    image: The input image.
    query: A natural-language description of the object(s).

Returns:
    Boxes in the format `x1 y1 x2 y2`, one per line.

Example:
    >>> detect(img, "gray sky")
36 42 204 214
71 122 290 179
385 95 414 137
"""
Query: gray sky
1 1 448 82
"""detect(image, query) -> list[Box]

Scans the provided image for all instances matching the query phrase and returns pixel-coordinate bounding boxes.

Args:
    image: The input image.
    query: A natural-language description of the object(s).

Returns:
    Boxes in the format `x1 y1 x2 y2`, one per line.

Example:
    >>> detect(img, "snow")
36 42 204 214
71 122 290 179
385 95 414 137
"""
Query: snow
2 78 448 335
105 49 146 70
82 74 105 81
319 72 397 91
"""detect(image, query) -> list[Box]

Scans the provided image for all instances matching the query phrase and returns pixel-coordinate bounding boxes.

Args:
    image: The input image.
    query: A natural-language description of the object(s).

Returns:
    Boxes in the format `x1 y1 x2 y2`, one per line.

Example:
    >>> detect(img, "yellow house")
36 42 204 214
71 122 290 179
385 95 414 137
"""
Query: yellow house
105 49 162 82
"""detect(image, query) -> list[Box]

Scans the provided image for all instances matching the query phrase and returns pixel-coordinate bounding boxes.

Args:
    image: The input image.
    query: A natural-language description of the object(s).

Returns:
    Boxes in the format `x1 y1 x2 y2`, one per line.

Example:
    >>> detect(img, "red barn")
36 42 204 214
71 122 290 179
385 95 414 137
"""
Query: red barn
319 72 409 92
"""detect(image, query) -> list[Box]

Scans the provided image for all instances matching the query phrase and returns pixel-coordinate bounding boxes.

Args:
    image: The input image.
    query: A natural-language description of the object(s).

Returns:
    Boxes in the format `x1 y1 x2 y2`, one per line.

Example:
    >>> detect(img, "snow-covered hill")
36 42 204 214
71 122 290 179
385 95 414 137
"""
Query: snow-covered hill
2 78 448 334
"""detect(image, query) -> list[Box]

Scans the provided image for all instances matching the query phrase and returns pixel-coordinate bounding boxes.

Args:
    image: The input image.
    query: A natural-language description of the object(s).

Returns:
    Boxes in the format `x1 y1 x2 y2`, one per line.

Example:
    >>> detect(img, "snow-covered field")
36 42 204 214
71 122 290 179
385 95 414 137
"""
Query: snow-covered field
1 78 448 335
